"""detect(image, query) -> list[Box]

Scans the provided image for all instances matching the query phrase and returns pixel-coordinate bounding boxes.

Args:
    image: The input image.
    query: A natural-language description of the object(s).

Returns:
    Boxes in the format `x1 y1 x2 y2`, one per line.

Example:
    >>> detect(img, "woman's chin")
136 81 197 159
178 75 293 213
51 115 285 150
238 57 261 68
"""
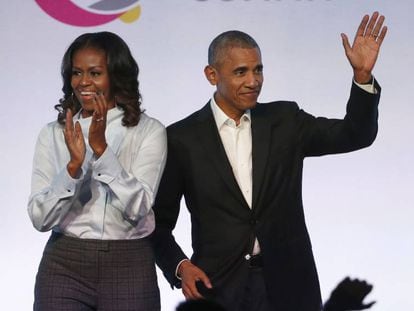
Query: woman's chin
80 105 94 118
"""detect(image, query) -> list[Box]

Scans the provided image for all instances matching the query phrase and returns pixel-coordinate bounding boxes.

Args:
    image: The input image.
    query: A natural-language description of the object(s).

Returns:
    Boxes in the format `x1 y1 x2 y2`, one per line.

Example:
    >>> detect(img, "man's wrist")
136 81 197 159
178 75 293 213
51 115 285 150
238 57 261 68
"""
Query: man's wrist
175 259 191 280
353 70 373 84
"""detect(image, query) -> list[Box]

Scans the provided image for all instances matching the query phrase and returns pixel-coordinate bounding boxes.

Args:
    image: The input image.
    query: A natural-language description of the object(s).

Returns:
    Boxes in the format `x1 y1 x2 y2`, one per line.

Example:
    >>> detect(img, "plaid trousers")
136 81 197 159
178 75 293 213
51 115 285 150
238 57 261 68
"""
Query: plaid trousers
34 232 160 311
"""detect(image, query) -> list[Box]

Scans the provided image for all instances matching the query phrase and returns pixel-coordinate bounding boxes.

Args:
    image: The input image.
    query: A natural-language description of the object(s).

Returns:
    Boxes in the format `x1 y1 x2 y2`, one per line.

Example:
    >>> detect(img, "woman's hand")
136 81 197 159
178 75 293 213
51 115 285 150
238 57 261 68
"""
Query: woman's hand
89 92 108 158
64 108 85 178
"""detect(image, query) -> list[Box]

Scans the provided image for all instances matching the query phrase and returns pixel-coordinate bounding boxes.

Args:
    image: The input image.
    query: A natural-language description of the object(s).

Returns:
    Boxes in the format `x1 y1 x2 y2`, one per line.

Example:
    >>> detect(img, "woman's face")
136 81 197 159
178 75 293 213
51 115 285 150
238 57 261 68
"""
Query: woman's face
71 47 115 118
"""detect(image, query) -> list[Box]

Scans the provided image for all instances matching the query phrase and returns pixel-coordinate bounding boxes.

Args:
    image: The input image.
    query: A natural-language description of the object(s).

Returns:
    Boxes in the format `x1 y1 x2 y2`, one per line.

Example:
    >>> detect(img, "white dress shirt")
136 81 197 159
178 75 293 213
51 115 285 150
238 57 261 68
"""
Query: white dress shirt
28 106 167 240
210 97 262 255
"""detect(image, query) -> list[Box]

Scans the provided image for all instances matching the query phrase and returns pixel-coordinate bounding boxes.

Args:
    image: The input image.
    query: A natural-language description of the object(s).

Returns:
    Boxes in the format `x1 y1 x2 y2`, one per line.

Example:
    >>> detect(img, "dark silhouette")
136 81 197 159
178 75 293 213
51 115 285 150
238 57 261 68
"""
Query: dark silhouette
176 299 227 311
324 277 376 311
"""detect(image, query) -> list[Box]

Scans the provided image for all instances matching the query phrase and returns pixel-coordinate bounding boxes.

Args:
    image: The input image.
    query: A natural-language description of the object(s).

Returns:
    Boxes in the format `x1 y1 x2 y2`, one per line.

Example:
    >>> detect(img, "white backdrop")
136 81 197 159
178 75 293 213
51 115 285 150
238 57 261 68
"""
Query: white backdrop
1 1 413 310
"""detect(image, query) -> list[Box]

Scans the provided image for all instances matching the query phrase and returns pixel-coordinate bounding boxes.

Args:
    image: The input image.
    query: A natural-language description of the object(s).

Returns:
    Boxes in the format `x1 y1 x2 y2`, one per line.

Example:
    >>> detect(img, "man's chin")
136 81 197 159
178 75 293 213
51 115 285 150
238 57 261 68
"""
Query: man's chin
239 96 259 108
243 101 258 110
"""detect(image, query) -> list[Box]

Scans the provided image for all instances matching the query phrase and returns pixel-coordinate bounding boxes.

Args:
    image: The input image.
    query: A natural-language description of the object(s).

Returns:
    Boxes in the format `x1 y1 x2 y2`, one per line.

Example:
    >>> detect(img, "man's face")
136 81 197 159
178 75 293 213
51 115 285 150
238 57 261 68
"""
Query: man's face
205 47 263 121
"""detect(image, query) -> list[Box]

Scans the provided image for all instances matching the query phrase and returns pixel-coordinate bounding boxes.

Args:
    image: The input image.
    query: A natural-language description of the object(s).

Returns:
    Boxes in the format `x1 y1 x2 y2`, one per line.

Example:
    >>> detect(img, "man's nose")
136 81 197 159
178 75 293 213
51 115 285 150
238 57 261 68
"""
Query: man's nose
245 72 260 87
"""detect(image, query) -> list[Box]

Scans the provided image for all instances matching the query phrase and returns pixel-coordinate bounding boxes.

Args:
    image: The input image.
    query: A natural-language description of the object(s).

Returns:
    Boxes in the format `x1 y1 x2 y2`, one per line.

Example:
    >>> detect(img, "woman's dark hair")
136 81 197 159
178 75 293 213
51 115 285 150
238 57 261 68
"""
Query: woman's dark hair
56 31 142 126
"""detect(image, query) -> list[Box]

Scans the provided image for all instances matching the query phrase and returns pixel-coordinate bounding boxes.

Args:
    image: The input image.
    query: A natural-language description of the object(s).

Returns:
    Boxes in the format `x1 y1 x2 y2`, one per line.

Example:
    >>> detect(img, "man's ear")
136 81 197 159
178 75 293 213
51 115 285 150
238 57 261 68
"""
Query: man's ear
204 65 217 86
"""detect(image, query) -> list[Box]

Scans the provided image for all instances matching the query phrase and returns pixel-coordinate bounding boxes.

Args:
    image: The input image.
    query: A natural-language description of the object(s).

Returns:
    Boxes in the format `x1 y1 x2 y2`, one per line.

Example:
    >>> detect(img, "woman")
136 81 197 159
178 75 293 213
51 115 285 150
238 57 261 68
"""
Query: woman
28 32 166 310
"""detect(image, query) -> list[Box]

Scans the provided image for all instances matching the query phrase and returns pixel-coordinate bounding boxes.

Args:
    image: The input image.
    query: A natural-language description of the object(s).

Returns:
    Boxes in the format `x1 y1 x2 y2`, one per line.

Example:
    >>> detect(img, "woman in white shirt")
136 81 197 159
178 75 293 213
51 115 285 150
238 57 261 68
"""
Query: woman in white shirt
28 31 167 311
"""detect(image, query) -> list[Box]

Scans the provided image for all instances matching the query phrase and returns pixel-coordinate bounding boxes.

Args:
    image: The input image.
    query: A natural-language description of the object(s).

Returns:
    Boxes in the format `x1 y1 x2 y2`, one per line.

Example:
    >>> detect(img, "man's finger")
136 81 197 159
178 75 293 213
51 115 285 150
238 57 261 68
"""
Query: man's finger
371 15 385 36
377 26 388 46
182 289 190 300
341 33 352 54
184 282 203 300
199 274 212 289
361 300 376 309
355 14 369 39
364 12 379 36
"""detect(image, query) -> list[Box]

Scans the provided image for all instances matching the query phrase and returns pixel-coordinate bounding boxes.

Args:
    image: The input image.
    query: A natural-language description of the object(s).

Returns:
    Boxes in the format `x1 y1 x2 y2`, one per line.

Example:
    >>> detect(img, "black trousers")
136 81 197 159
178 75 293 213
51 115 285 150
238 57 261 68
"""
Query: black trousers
207 256 273 311
238 266 273 311
34 232 160 311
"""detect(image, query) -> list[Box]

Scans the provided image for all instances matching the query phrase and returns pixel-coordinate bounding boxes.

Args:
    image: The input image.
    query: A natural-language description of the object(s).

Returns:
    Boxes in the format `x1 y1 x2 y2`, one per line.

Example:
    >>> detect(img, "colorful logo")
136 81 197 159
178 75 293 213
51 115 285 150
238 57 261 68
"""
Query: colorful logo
35 0 141 27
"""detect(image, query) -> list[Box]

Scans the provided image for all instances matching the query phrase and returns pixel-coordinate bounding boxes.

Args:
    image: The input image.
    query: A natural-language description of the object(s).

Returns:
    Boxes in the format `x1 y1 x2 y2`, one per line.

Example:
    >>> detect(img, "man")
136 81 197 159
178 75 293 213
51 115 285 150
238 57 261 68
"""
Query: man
152 12 387 311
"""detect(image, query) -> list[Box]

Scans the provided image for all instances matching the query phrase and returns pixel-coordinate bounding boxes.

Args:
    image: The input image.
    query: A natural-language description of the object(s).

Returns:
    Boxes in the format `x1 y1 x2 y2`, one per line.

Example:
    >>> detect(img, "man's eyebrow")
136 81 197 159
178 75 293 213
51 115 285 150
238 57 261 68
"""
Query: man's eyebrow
233 66 248 72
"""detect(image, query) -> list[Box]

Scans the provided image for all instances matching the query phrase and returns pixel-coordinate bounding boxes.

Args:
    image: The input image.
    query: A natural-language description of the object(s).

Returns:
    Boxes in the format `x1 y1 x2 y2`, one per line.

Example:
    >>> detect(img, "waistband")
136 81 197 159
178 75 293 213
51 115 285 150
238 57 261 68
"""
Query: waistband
48 231 151 251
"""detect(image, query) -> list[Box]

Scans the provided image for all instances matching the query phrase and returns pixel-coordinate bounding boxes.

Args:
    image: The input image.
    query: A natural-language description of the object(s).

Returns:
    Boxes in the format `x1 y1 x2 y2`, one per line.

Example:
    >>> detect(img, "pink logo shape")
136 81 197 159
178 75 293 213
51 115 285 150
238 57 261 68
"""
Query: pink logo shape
36 0 121 27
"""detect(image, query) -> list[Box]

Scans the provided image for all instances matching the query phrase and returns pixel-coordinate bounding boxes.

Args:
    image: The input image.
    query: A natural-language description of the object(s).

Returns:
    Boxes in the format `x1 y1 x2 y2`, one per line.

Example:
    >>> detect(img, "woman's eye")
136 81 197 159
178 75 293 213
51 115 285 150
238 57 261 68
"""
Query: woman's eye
72 70 81 76
91 71 101 77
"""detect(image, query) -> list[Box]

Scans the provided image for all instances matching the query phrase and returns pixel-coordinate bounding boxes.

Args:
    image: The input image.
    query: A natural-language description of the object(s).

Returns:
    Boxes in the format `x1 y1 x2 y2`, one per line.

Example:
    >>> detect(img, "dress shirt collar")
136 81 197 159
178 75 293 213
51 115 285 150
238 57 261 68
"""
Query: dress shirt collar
210 95 251 129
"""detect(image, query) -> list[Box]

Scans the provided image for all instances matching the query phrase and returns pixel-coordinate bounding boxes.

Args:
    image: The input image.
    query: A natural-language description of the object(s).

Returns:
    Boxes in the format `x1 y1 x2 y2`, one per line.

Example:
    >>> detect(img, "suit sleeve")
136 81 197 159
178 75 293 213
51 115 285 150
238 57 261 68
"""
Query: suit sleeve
301 80 381 156
150 131 188 288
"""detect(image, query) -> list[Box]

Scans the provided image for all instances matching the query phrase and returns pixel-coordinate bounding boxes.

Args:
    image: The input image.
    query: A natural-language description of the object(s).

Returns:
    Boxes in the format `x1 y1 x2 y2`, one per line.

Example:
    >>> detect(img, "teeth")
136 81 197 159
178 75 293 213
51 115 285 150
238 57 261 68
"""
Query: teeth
81 91 95 95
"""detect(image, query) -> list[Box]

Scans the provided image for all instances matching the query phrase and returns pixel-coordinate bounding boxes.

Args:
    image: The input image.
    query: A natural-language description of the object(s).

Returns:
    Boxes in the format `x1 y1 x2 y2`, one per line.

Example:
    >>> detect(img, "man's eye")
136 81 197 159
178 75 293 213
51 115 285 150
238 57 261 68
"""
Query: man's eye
255 67 263 74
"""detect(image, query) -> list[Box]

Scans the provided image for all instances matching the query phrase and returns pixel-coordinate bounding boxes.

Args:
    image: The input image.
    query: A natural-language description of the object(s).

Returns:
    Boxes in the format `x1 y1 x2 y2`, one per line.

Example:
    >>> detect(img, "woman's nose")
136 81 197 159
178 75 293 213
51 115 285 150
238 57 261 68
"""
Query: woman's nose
80 74 91 85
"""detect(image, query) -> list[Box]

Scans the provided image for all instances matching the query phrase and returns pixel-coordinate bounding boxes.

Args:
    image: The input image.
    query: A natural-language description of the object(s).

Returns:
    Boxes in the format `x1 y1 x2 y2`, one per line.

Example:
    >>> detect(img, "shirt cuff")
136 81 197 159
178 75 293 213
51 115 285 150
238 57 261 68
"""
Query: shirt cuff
52 166 84 198
92 147 123 184
353 76 377 94
175 258 191 280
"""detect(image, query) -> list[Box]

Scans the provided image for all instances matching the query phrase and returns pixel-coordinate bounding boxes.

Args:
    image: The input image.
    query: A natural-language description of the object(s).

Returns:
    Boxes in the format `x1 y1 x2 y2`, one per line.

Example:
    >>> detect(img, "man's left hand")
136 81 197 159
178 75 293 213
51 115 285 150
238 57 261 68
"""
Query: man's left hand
341 11 387 83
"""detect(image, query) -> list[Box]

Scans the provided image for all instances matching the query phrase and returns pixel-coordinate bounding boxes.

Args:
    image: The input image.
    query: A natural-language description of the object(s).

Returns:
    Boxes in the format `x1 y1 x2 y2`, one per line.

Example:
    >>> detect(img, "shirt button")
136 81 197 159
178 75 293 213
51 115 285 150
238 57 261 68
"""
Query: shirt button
98 173 101 176
244 254 251 261
67 189 71 192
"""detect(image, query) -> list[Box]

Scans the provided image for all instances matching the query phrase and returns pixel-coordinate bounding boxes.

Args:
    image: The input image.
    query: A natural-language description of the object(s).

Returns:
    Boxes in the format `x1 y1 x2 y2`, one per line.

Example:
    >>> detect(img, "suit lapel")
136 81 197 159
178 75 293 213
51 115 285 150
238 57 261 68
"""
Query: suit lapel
195 103 250 209
251 104 272 209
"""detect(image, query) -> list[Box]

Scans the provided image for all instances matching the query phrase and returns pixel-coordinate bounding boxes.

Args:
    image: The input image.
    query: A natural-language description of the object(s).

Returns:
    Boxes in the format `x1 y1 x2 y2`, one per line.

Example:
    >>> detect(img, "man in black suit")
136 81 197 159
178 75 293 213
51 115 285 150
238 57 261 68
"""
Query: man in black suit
152 12 387 311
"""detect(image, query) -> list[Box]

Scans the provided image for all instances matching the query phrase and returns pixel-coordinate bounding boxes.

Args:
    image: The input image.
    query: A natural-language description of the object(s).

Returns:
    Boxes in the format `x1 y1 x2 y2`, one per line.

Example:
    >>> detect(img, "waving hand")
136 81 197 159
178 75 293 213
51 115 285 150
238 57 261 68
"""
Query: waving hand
341 12 387 83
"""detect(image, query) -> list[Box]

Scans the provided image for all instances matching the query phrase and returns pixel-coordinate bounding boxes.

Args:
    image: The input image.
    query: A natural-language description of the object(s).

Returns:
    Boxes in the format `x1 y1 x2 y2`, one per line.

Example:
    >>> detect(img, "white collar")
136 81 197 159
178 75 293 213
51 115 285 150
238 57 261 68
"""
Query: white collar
210 95 251 129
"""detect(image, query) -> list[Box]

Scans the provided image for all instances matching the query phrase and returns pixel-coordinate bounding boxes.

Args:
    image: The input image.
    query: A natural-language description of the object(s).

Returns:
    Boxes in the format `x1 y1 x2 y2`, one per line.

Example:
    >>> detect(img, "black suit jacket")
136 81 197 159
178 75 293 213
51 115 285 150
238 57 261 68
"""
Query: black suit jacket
152 82 380 310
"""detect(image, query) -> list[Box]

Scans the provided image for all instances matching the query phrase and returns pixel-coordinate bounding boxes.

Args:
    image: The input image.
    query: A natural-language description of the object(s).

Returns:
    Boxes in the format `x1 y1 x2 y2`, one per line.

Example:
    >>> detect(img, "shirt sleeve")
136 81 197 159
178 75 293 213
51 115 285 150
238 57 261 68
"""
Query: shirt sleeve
92 119 167 224
27 125 87 231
